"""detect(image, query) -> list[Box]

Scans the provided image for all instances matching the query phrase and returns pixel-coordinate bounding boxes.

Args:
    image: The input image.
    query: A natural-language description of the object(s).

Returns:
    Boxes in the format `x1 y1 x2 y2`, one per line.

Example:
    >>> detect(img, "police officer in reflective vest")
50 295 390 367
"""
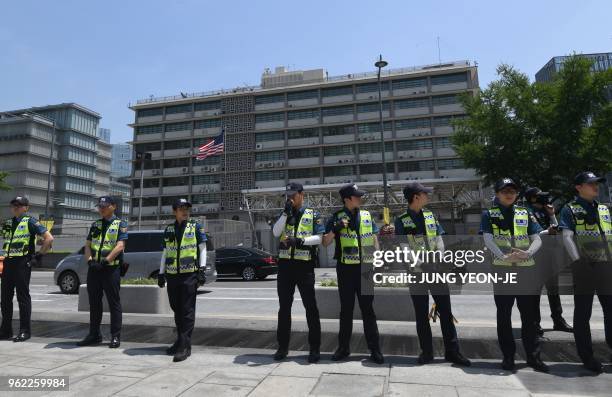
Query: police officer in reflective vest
480 178 548 372
157 198 207 362
559 171 612 374
323 184 384 364
77 196 128 348
395 183 471 366
524 187 573 334
272 183 323 363
0 196 54 342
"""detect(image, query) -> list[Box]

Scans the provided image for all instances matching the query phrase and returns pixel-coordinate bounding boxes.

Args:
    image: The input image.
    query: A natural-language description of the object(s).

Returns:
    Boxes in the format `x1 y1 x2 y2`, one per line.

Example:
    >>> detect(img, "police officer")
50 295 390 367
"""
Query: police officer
157 198 207 362
524 187 573 334
77 196 127 348
272 183 322 363
0 196 54 342
559 171 612 374
322 183 384 364
395 183 471 366
480 178 548 372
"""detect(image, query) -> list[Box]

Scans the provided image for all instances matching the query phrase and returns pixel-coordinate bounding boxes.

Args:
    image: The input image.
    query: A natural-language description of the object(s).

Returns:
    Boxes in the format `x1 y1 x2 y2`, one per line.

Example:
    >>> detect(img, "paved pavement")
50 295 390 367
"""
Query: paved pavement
0 337 611 396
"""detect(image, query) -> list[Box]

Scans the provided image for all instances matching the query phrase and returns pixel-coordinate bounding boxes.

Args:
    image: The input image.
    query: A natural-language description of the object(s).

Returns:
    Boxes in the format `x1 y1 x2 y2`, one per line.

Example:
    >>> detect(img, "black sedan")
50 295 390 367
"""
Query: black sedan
215 247 278 281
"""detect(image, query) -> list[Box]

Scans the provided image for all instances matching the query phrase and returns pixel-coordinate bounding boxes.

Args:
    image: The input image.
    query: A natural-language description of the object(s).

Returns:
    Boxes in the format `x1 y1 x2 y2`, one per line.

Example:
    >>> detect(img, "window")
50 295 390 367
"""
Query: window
396 139 433 151
132 178 160 188
432 94 459 106
395 118 431 130
356 102 390 113
436 137 452 148
135 142 161 152
192 174 219 185
324 145 354 156
143 160 161 170
165 121 192 132
255 170 286 181
392 78 427 90
255 112 284 123
287 90 318 101
192 155 221 166
134 197 158 207
288 147 319 159
194 101 220 111
136 124 163 135
360 163 394 174
323 124 354 136
163 158 190 168
64 178 94 194
163 177 189 187
431 73 467 85
288 128 318 139
433 115 465 126
324 166 355 177
137 107 163 117
194 118 221 129
289 168 319 178
322 106 353 117
67 147 95 164
255 131 284 142
164 140 191 150
256 151 285 161
287 109 319 120
357 122 392 134
358 142 393 154
255 94 284 105
161 196 181 206
437 158 464 169
356 82 389 93
165 104 192 114
395 98 429 109
321 86 353 97
398 160 434 172
192 193 218 204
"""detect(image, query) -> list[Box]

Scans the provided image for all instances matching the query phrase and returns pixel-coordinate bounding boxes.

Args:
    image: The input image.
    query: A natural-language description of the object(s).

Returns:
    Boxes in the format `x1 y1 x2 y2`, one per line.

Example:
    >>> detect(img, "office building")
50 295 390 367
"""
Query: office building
111 143 133 178
535 52 612 83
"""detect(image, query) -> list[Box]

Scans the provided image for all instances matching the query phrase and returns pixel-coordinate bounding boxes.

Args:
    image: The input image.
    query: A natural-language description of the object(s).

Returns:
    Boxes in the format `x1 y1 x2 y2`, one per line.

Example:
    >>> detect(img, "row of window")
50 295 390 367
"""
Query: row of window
138 101 222 118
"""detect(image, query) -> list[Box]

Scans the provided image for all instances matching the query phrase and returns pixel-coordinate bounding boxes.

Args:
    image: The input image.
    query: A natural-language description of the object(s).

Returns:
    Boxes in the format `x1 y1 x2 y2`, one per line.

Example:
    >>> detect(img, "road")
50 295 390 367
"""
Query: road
19 270 607 329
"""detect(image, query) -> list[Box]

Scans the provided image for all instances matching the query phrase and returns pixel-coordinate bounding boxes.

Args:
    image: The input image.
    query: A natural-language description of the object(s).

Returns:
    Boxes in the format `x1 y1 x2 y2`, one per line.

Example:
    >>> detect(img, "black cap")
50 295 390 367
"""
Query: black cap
172 198 192 210
494 178 519 192
96 196 116 207
9 196 29 206
574 171 606 185
339 183 366 199
524 187 549 200
285 182 303 197
402 182 433 199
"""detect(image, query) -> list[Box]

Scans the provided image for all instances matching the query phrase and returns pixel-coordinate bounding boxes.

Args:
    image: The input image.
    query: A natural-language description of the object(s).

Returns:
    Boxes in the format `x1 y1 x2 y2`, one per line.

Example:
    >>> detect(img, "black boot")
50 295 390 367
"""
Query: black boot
552 317 573 333
273 348 288 361
445 350 471 367
417 352 434 365
173 346 191 362
526 356 549 373
331 347 350 361
535 324 544 336
77 334 102 346
308 349 320 363
501 356 515 371
583 357 603 374
13 332 30 342
370 350 384 364
109 336 120 349
166 341 179 355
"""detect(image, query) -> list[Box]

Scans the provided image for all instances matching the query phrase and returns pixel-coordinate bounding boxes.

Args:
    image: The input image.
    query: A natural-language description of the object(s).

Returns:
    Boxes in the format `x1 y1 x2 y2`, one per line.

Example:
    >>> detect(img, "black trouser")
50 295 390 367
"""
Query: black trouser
0 257 32 334
571 261 612 362
167 272 198 350
87 265 122 337
336 264 380 352
410 281 459 356
276 259 321 350
494 294 540 359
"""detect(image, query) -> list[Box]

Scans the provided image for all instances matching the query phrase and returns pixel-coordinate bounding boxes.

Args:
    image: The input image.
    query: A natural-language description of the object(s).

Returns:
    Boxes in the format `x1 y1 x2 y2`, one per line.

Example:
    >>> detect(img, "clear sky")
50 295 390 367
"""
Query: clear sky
1 0 610 144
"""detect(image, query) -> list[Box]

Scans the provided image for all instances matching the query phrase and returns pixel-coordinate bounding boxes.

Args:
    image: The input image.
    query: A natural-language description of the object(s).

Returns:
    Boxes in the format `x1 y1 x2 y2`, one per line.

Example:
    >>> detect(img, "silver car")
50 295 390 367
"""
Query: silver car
54 230 217 293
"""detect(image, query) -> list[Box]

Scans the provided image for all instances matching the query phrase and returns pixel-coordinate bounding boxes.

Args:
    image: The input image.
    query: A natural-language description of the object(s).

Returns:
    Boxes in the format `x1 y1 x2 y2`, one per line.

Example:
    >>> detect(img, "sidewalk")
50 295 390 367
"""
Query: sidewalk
0 337 611 396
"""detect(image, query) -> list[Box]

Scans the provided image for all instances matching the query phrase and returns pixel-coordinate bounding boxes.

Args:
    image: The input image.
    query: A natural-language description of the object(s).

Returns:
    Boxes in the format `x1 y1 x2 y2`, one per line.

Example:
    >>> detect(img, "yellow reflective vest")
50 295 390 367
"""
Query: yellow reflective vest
164 220 199 274
398 209 439 251
90 218 122 266
335 209 375 265
568 201 612 262
1 217 32 258
487 206 534 266
279 208 315 261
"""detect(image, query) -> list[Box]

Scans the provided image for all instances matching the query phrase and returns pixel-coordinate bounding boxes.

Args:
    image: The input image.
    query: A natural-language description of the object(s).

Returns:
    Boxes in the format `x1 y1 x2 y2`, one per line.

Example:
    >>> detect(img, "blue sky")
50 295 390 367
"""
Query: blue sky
1 0 610 143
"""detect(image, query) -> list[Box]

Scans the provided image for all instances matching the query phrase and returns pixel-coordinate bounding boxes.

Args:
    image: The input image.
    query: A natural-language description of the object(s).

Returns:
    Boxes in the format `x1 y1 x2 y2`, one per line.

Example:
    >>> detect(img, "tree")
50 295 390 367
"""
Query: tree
452 55 612 200
0 171 11 191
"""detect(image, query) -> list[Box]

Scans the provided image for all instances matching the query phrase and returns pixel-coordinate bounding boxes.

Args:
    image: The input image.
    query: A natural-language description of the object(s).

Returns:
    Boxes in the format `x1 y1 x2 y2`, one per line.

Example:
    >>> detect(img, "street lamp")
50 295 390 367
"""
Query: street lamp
375 55 390 224
44 119 56 219
135 151 152 230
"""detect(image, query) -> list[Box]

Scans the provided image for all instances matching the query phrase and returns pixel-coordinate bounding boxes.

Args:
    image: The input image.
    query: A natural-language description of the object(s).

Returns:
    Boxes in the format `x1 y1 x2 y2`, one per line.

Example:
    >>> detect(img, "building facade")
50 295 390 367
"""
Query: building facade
111 143 133 178
535 52 612 82
129 61 479 224
0 103 110 230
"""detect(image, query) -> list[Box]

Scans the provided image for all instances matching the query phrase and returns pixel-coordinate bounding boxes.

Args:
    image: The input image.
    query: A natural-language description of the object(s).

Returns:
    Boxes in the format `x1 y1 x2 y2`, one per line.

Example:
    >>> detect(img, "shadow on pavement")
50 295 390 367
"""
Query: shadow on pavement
123 346 168 356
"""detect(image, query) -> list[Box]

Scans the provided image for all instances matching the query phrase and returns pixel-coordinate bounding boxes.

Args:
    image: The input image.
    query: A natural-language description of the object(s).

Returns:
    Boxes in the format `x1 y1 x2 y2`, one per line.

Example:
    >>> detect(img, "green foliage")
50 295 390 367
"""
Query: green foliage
120 277 157 285
319 278 338 287
452 55 612 199
0 172 11 191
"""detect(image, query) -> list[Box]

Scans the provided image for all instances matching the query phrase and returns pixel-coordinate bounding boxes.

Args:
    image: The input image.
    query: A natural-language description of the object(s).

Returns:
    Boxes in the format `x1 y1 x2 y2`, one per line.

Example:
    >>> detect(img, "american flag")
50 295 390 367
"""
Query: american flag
196 133 224 160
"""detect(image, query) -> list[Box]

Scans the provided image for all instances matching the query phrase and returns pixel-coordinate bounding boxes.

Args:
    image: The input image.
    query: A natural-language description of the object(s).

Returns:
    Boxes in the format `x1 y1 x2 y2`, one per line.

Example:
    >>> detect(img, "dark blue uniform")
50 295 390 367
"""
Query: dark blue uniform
0 215 47 336
85 216 128 339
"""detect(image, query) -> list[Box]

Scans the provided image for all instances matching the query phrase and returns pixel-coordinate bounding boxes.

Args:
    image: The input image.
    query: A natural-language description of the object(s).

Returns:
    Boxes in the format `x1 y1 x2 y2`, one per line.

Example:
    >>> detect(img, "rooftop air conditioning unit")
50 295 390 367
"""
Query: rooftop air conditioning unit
204 166 210 171
182 168 188 173
256 143 263 149
192 208 199 213
368 96 374 99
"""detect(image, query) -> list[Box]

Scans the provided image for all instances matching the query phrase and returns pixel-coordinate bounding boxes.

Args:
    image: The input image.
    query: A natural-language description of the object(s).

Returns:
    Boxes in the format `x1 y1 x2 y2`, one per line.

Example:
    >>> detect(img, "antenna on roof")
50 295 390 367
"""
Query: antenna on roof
437 36 441 65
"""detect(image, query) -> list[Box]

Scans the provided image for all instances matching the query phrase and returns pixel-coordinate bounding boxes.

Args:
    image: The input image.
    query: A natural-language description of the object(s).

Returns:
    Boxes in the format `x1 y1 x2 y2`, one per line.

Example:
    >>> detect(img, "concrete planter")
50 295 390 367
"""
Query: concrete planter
315 286 415 321
78 284 171 314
